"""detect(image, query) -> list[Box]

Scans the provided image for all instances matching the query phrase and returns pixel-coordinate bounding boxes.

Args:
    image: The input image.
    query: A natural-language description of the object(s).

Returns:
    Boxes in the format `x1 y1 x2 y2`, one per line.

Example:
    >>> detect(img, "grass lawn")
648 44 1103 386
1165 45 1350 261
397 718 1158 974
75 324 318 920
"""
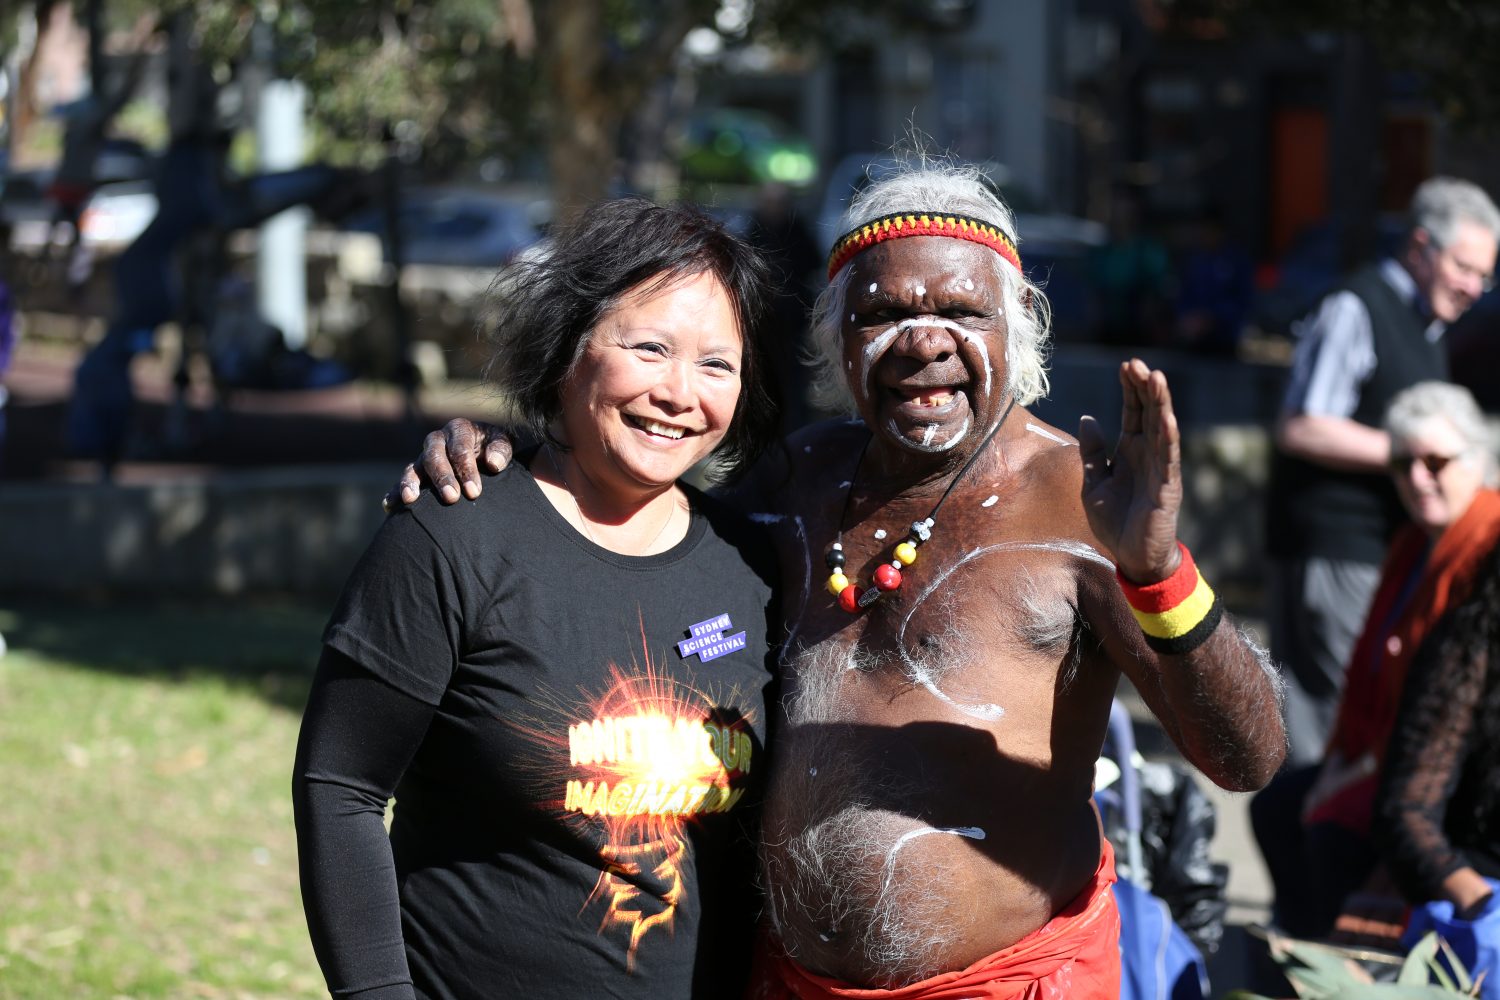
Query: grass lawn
0 598 331 999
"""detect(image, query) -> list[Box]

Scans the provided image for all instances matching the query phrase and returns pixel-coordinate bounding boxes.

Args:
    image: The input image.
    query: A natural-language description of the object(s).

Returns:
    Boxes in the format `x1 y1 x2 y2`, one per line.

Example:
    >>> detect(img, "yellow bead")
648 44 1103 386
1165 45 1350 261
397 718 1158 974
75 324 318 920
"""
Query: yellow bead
894 542 917 566
827 572 849 597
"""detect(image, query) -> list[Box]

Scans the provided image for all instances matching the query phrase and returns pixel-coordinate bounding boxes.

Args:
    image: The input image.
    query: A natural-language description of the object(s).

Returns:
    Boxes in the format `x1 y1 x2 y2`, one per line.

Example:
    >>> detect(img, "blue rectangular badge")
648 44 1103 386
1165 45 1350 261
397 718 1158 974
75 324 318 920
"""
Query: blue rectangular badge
677 613 745 663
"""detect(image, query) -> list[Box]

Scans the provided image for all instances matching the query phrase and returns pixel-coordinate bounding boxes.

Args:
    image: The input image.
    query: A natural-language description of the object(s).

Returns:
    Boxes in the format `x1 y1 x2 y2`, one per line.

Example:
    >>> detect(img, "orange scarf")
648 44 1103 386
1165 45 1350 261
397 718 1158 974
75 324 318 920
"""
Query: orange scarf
1315 488 1500 832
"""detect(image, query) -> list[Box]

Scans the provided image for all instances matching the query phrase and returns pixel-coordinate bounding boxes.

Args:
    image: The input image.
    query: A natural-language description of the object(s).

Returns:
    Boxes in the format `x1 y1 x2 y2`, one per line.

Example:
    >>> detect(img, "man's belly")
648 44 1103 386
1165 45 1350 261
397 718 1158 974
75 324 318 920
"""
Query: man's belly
760 718 1103 989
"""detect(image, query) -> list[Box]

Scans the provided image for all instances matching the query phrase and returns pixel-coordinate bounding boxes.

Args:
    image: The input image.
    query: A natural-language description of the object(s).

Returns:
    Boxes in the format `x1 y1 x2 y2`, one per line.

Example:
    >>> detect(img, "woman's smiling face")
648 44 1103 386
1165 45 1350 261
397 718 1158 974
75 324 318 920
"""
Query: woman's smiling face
558 270 745 499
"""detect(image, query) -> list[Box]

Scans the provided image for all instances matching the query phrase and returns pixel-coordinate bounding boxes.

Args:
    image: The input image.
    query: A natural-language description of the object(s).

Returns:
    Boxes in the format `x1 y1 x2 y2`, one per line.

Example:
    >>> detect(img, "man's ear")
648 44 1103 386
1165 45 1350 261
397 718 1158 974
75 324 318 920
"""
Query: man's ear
1408 227 1434 262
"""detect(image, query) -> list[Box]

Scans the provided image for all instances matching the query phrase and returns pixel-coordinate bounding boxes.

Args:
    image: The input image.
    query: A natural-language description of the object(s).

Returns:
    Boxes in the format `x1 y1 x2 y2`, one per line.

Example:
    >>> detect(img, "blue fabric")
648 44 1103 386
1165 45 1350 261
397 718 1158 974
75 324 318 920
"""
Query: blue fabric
1401 878 1500 1000
1114 879 1209 1000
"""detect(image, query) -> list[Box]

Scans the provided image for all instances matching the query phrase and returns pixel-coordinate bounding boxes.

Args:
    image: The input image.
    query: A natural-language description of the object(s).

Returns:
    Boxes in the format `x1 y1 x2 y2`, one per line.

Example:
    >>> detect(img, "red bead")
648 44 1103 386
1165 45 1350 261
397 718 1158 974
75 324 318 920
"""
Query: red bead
838 583 861 613
874 563 902 591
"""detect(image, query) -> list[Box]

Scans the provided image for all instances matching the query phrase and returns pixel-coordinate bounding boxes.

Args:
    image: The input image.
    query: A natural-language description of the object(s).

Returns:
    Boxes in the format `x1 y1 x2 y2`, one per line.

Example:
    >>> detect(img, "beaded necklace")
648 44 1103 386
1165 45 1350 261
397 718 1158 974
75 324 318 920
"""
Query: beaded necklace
825 397 1017 613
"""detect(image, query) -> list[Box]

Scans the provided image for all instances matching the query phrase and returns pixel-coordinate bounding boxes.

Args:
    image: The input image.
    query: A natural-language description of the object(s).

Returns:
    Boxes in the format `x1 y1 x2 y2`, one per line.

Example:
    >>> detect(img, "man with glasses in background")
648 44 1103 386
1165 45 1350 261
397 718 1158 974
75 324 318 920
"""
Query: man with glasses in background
1266 176 1500 769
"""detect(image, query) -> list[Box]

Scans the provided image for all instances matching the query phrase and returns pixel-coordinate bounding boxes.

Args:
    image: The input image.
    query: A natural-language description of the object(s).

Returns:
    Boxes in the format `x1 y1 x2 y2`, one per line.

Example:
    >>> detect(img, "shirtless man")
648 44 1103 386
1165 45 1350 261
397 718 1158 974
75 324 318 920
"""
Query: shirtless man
396 163 1286 996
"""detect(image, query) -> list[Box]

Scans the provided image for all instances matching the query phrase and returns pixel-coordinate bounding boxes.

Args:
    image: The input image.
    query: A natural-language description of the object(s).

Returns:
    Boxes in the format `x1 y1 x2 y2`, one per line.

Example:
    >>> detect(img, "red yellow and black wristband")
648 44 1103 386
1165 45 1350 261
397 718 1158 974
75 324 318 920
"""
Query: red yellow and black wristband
1116 542 1223 655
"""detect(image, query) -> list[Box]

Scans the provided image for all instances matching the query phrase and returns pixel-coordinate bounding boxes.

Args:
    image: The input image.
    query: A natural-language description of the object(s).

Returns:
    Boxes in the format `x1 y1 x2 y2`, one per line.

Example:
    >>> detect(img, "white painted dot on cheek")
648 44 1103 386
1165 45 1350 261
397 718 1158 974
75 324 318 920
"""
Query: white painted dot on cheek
915 284 926 297
963 278 975 291
874 529 887 540
981 495 998 508
869 282 878 293
849 313 856 323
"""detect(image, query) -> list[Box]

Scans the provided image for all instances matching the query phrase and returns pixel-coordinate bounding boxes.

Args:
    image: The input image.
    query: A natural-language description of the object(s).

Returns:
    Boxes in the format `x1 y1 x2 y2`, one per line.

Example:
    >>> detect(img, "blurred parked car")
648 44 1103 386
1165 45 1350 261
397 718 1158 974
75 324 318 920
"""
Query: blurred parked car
77 180 158 249
678 109 818 190
5 178 157 251
342 187 551 269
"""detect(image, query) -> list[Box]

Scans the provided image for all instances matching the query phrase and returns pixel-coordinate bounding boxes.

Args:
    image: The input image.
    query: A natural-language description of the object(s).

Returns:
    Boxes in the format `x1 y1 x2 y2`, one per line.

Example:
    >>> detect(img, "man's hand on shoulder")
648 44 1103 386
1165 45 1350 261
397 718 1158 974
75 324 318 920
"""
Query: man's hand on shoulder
1077 358 1183 583
382 419 514 513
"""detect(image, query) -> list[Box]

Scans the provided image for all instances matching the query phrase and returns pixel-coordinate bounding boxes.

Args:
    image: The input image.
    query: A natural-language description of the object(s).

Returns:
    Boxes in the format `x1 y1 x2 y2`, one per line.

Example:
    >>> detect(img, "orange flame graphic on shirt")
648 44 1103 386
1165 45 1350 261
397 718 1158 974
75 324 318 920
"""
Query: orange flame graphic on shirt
558 654 754 969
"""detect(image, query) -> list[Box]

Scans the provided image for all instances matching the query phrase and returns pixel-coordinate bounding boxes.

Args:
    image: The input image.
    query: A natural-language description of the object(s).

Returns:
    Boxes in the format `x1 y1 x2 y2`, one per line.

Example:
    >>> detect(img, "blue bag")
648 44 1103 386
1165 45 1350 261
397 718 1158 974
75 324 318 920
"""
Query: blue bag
1114 878 1210 1000
1401 878 1500 1000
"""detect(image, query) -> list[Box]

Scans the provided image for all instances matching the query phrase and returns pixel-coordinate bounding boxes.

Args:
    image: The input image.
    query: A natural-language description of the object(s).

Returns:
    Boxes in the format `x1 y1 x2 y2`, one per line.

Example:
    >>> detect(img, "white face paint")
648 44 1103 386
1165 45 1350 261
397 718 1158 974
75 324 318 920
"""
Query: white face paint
1025 422 1076 447
868 282 878 293
863 317 995 401
859 327 903 401
921 423 938 447
951 326 993 399
963 278 975 291
874 528 887 540
981 495 998 508
886 416 970 453
914 284 925 297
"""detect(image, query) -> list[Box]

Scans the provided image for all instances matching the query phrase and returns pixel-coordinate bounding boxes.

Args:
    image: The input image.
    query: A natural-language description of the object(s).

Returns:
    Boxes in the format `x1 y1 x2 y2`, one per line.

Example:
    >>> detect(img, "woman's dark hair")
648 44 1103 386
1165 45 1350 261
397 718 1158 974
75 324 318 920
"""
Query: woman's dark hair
485 197 781 483
1417 547 1500 828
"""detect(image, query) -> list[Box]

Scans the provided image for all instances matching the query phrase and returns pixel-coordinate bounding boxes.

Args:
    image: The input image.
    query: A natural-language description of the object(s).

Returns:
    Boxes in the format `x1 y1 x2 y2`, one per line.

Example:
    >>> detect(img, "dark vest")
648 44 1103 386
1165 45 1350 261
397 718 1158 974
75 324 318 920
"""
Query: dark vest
1267 264 1449 563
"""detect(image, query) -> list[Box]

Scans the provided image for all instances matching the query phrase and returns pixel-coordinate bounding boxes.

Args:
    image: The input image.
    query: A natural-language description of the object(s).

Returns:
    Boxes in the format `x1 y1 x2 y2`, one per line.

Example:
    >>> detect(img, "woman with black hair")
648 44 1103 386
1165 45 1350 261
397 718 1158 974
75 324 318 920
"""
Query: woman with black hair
293 199 782 999
1375 541 1500 965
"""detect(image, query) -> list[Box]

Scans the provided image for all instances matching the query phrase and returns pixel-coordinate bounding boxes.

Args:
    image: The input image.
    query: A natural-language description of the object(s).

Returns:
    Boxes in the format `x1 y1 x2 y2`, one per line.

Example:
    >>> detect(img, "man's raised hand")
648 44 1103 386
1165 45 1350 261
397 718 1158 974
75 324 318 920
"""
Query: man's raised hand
382 418 513 512
1077 359 1184 584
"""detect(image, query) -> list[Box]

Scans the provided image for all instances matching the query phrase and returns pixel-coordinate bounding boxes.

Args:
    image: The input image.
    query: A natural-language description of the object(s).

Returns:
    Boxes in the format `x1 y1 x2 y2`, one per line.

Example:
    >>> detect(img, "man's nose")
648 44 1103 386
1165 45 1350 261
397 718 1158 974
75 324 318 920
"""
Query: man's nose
892 321 957 364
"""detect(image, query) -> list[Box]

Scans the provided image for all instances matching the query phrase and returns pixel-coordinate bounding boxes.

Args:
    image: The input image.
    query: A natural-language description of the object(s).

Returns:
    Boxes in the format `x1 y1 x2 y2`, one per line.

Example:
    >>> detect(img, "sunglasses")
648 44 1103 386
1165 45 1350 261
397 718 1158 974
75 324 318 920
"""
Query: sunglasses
1387 452 1463 477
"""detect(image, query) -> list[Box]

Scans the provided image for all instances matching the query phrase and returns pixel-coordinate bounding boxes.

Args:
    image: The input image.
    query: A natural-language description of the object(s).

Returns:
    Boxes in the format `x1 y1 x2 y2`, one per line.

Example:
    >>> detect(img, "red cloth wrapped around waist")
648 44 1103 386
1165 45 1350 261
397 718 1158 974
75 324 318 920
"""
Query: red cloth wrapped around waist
754 839 1120 1000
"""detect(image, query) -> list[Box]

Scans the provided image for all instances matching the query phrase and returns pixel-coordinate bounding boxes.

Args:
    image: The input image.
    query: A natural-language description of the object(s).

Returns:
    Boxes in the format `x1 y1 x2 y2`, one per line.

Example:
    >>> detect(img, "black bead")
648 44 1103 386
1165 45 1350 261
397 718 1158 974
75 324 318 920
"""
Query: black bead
825 548 846 570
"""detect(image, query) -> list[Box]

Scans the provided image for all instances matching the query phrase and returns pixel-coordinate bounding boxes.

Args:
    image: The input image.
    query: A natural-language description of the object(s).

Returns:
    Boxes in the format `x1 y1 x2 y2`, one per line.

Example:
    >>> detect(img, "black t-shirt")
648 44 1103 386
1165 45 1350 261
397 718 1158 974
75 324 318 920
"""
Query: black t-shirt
321 463 778 999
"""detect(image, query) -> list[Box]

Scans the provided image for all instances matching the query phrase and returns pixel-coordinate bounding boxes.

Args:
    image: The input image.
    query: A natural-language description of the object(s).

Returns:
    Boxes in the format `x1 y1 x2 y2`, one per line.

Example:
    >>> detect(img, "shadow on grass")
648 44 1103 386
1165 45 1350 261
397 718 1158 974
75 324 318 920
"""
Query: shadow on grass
0 596 328 712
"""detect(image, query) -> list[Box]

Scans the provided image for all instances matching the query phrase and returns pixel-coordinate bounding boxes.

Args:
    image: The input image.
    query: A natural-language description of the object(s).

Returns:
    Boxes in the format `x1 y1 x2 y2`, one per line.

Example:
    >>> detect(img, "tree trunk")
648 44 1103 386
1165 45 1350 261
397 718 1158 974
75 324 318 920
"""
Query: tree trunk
542 0 620 218
10 1 62 167
538 0 711 218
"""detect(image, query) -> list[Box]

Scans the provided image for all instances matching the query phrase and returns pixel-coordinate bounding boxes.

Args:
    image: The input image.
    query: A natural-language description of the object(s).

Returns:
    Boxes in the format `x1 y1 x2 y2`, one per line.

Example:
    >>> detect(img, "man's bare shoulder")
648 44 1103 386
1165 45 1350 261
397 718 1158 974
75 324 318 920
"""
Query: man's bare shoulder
774 417 869 489
1003 416 1092 532
723 416 869 520
931 414 1110 575
785 415 869 455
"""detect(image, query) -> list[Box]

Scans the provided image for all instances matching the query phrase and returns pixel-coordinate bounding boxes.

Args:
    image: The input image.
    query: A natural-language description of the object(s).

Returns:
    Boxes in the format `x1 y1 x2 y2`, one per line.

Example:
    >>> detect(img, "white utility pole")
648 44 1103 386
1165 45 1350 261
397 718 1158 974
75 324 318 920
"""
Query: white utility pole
256 76 309 349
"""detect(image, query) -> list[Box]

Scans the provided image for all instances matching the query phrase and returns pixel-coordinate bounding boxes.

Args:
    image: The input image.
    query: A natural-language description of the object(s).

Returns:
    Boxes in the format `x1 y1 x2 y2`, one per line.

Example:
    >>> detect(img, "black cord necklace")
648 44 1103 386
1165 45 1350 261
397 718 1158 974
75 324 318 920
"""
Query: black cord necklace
825 396 1018 612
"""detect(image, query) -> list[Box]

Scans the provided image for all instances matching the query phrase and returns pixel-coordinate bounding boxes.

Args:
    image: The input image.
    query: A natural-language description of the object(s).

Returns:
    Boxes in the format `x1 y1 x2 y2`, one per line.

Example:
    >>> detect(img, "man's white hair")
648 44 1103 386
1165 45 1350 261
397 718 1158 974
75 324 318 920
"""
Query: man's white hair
1411 176 1500 247
807 161 1052 411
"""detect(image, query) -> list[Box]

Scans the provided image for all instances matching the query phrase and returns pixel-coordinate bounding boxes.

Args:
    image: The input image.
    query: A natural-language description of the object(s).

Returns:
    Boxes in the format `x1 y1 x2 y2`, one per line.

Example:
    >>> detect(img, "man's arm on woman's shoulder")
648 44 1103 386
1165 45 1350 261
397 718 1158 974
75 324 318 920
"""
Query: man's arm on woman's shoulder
385 419 514 512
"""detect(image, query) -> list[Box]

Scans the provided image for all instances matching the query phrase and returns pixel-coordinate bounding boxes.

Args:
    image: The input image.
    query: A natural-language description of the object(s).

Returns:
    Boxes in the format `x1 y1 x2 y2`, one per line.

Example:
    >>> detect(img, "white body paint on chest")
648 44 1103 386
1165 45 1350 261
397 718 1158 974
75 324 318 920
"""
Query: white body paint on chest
891 538 1115 719
880 826 987 900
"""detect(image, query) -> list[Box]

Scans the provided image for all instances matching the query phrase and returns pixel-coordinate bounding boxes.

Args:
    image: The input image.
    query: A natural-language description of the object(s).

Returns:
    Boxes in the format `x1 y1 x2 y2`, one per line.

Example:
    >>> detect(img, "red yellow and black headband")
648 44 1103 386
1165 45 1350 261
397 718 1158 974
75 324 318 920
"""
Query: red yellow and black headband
826 211 1022 281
